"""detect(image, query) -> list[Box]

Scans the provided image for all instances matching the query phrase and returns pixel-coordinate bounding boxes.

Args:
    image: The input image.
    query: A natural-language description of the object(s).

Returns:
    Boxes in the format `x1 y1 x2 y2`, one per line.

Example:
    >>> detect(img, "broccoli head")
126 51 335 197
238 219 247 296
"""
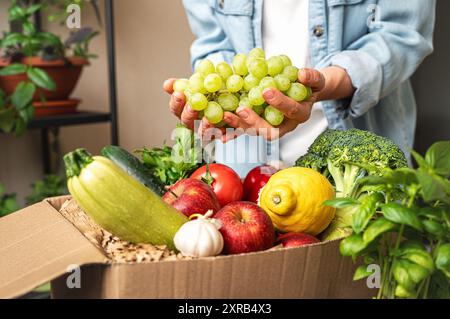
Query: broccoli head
295 129 408 240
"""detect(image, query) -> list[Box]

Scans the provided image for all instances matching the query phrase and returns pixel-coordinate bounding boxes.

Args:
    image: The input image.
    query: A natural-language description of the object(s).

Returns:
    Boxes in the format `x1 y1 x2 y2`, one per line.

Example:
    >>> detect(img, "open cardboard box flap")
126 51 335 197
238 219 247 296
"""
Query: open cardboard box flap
0 196 108 298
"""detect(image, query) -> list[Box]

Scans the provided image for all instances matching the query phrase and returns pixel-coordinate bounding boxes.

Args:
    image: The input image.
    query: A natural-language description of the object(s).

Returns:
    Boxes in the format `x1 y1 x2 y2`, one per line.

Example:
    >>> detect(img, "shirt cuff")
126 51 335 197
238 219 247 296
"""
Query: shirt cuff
329 50 383 118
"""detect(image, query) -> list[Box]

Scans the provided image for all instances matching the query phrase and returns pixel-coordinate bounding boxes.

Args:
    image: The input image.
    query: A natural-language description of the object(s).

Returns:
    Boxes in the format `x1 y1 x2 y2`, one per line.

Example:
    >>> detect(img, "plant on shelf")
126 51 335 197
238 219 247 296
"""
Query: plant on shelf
0 0 99 136
326 141 450 299
0 182 19 217
26 174 67 205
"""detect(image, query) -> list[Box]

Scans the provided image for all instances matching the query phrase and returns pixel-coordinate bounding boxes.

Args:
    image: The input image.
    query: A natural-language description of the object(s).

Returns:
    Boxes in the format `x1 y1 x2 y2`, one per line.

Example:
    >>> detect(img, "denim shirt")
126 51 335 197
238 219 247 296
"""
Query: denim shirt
182 0 436 175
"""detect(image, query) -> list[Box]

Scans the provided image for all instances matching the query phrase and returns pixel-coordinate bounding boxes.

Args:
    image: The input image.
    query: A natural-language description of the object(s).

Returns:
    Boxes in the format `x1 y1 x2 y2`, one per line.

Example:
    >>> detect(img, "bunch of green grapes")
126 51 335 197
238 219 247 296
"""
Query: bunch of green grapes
172 48 312 127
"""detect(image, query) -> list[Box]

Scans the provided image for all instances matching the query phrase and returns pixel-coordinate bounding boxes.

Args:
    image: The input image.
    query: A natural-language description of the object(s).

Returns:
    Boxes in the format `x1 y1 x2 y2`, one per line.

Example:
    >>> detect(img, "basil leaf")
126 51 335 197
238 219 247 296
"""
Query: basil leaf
363 217 396 244
411 150 428 169
400 246 434 273
353 264 375 281
425 141 450 176
416 168 450 204
323 197 358 209
0 63 27 76
339 233 367 259
11 82 35 110
352 193 383 234
435 244 450 278
381 203 423 231
27 67 56 91
393 260 416 290
422 219 446 238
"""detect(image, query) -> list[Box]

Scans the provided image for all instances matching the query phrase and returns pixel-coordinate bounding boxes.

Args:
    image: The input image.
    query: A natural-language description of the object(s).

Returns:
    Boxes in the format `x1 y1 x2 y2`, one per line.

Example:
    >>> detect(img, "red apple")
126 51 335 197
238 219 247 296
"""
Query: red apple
214 201 275 254
277 233 320 248
163 178 221 217
243 165 278 203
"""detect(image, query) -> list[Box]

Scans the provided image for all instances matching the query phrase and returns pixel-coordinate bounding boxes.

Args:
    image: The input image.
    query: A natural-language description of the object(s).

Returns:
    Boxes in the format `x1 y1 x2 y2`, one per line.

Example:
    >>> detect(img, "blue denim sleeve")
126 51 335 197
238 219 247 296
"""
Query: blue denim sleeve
327 0 436 118
182 0 236 70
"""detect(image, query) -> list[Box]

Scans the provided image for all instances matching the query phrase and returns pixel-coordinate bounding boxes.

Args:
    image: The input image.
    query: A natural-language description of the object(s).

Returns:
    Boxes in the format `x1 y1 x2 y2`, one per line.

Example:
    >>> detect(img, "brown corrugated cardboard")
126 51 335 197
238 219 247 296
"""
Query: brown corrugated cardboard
0 197 376 299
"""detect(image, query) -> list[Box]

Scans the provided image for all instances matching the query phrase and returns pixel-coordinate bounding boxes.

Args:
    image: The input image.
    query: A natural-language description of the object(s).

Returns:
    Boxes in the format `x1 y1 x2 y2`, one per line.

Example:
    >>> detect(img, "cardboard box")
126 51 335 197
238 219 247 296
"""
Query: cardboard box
0 196 375 299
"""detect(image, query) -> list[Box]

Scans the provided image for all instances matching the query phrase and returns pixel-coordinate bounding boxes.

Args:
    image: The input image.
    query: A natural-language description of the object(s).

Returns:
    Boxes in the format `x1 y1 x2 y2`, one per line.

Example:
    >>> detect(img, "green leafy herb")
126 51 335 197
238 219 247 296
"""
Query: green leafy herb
324 140 450 299
136 124 203 186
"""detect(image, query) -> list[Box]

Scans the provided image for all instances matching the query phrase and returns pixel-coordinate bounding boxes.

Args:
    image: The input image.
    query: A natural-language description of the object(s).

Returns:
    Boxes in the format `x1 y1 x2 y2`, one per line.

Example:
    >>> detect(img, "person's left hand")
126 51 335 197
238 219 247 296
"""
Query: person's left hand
221 68 326 141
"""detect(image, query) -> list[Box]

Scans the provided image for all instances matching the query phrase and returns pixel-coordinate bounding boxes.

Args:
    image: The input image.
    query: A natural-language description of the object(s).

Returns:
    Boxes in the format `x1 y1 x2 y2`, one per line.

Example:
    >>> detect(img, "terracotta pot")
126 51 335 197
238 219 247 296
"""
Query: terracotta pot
0 56 89 101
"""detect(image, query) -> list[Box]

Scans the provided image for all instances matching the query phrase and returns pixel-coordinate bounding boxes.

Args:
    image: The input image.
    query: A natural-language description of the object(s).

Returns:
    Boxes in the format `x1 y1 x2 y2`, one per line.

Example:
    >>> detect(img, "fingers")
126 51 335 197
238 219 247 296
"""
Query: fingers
163 78 177 94
262 88 312 122
180 104 198 130
198 117 226 141
169 91 186 118
226 106 281 140
298 68 325 92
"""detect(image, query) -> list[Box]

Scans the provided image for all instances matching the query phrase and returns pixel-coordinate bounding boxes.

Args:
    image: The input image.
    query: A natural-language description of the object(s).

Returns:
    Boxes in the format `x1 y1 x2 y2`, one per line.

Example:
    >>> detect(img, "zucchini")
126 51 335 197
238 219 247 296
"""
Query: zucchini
64 149 187 249
101 145 166 196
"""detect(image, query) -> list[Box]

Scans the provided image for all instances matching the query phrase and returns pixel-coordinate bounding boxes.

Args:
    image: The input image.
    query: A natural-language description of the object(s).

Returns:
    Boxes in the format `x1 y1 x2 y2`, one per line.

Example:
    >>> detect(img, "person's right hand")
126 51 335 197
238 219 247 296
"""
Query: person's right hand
163 78 198 130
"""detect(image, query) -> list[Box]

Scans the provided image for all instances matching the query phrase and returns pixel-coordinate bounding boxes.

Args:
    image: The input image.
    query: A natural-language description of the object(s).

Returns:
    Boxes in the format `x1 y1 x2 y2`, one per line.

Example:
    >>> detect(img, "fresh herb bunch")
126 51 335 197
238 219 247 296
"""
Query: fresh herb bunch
326 141 450 299
0 182 19 217
0 0 98 135
136 124 203 186
25 174 67 205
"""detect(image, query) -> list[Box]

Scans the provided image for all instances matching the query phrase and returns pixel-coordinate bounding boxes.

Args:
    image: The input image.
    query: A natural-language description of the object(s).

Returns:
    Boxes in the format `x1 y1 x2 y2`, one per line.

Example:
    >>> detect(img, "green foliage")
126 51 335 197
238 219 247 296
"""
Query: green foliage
326 141 450 299
0 0 99 136
0 183 19 217
26 175 68 205
136 124 203 186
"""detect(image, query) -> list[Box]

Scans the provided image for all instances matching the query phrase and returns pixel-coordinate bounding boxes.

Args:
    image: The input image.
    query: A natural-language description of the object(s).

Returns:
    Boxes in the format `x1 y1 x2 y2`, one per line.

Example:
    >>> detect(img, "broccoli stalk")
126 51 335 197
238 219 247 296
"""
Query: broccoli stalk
296 129 408 241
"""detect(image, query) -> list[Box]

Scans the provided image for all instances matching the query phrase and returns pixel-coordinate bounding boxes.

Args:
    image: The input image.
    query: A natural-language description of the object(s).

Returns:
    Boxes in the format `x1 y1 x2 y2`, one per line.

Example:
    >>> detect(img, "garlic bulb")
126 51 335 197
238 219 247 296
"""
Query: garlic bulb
174 211 224 257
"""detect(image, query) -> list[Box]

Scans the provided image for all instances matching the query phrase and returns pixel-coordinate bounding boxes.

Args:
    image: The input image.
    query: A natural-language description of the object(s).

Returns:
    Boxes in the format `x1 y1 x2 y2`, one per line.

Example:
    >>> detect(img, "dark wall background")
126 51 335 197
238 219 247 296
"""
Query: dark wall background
412 0 450 154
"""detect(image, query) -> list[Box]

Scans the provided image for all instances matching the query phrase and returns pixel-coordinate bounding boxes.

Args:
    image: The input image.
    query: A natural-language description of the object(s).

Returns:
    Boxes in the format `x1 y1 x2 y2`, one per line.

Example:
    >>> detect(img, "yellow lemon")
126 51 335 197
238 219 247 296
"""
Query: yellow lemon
259 167 335 235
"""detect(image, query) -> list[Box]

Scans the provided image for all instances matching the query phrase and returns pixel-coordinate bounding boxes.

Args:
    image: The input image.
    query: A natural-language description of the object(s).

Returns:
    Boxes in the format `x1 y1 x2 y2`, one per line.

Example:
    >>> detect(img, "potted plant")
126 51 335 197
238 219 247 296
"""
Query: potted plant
0 0 98 135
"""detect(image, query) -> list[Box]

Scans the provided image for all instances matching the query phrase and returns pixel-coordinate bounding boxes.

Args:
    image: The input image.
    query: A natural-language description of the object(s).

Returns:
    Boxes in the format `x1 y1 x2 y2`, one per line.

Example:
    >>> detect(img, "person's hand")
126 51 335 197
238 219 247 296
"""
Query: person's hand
163 78 198 130
222 68 326 141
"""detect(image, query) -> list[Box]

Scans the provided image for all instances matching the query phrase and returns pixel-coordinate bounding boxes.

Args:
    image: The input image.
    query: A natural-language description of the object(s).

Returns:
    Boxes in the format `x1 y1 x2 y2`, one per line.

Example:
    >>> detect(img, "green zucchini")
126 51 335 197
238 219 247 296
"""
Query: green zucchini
101 145 166 196
64 148 187 248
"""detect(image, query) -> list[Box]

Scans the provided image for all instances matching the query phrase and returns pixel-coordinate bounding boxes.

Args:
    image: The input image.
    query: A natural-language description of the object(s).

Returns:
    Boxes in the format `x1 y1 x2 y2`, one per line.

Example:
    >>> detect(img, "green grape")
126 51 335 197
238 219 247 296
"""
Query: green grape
279 55 292 68
189 73 207 94
248 86 265 106
243 74 261 91
205 101 224 124
204 73 223 92
282 65 299 82
248 47 265 59
189 92 208 111
217 93 239 111
267 56 284 76
240 93 248 101
184 89 193 99
196 59 215 76
252 104 264 115
226 74 244 93
264 105 284 126
287 82 310 102
216 62 233 80
173 78 189 92
259 76 277 90
239 96 250 108
248 58 268 78
232 53 248 76
274 74 291 92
